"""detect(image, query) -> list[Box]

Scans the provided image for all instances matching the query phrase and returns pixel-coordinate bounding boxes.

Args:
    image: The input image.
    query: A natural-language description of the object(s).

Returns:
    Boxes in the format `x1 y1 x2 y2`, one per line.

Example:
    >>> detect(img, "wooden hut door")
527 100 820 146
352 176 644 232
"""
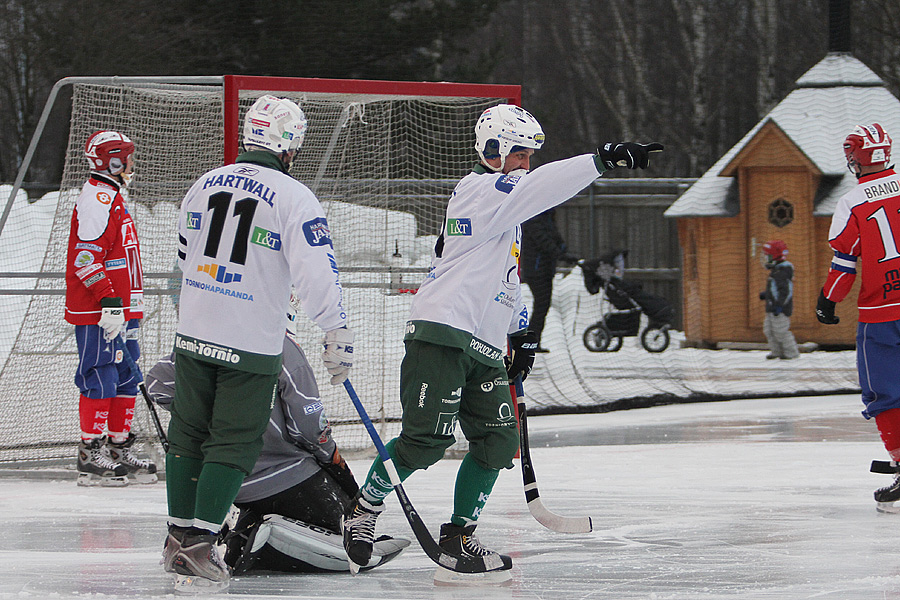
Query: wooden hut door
745 169 815 331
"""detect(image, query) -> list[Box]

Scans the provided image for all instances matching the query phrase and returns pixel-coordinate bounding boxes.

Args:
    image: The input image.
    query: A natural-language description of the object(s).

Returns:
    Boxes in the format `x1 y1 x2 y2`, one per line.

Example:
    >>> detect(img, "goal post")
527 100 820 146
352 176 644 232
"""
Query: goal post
0 75 520 467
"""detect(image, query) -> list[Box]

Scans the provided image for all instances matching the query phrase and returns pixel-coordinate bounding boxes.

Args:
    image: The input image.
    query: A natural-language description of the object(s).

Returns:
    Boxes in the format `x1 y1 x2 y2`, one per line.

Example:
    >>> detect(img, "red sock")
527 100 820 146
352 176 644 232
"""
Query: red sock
875 408 900 461
79 395 111 442
107 395 136 443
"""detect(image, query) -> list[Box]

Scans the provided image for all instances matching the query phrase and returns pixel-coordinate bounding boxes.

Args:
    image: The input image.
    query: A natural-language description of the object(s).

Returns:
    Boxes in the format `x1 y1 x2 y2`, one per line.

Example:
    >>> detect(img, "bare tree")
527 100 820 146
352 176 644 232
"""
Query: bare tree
753 0 779 115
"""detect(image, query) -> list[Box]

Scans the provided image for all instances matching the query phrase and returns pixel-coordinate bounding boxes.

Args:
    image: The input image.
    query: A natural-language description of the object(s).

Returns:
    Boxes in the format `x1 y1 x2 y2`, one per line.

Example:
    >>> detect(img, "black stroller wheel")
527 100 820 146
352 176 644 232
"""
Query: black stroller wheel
641 327 670 352
583 324 611 352
607 336 623 352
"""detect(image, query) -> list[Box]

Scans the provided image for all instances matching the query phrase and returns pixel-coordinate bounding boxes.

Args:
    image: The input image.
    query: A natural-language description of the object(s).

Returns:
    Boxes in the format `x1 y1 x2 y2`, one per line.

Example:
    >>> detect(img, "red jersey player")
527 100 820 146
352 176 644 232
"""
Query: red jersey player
816 123 900 511
65 130 156 486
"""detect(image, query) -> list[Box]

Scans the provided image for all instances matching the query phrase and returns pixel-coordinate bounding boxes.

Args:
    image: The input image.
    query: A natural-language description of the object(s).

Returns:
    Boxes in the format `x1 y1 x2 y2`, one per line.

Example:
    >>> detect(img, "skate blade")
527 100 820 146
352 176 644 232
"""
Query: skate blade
433 566 512 586
130 472 158 484
77 473 128 487
876 502 900 514
173 573 230 595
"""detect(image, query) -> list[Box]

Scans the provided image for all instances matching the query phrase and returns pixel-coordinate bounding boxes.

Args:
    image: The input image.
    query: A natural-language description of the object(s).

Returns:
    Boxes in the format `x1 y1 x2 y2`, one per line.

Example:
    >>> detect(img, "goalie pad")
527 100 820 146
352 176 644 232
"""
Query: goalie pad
259 514 410 573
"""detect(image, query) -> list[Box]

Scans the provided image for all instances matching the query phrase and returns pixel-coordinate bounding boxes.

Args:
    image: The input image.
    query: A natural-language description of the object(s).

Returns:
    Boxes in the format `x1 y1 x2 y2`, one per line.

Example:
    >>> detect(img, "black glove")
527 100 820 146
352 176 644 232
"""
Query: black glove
320 447 359 498
816 289 840 325
759 291 766 301
505 330 538 381
596 142 664 170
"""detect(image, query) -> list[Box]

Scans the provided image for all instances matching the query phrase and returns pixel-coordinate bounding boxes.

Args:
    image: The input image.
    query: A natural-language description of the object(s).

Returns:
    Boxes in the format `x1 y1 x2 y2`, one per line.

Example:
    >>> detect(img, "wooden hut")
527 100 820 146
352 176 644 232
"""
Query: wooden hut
665 53 900 348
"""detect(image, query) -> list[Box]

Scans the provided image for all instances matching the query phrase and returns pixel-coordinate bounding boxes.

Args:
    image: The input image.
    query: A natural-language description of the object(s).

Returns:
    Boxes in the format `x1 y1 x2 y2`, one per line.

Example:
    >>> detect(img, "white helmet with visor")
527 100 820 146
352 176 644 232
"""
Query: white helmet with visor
243 95 308 154
474 104 545 172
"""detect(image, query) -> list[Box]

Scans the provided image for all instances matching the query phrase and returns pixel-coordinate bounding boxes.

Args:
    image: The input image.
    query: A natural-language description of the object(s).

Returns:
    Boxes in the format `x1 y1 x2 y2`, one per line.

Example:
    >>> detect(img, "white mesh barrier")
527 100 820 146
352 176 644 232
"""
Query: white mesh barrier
0 80 509 465
0 80 861 468
520 266 859 415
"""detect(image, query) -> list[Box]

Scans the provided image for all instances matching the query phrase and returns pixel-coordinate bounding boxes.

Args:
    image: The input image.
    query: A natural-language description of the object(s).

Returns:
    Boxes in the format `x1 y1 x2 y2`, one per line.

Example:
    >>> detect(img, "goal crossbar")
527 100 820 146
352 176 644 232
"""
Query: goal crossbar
222 75 520 164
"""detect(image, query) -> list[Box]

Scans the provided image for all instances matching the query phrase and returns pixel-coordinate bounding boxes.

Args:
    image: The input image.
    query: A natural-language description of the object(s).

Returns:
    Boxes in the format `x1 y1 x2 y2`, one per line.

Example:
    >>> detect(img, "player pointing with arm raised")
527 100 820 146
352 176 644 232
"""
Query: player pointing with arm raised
816 123 900 512
341 104 661 581
164 95 354 593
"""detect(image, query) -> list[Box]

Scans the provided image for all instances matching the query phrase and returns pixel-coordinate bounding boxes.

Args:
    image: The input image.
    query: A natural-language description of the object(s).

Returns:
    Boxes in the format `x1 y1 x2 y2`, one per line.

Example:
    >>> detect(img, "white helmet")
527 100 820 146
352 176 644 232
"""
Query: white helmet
474 104 545 171
243 95 308 154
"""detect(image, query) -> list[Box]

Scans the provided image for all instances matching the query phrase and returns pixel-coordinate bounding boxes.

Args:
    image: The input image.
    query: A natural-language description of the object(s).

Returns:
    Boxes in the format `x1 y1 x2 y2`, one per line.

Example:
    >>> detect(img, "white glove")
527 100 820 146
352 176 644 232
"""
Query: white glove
98 299 125 343
322 326 354 385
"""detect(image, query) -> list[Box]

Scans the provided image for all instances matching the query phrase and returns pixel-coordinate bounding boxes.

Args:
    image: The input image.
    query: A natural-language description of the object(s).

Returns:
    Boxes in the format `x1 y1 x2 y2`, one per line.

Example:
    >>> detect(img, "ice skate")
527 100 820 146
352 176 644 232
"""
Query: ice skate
433 522 512 585
222 511 269 575
107 433 158 484
76 437 128 487
172 532 231 594
161 525 188 573
875 472 900 514
366 535 411 570
340 493 383 573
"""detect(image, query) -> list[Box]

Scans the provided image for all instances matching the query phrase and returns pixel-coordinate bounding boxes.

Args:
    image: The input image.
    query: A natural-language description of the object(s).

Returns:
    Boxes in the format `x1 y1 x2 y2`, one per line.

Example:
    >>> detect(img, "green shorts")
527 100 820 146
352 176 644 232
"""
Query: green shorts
392 339 519 471
168 352 278 474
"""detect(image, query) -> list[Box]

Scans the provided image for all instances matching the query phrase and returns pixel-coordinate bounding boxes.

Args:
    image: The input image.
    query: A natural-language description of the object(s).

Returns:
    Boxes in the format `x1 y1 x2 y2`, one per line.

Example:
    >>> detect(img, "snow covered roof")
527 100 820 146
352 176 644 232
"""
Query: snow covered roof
666 53 900 218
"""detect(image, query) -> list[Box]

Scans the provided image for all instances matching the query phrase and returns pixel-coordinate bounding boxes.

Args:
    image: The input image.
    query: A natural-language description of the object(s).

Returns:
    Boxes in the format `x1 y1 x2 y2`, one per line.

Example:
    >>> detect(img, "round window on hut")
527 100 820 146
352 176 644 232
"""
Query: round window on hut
768 198 793 228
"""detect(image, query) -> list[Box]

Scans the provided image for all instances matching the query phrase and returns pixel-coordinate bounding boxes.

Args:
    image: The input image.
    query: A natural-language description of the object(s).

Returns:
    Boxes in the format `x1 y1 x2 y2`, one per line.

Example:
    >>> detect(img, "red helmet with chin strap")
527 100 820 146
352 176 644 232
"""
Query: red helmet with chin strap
844 123 892 175
762 239 787 261
84 130 134 175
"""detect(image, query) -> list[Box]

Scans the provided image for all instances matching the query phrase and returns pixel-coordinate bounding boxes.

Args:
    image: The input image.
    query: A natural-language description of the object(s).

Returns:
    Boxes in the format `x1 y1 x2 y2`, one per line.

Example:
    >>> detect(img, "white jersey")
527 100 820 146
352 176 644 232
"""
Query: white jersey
406 153 601 364
176 152 347 373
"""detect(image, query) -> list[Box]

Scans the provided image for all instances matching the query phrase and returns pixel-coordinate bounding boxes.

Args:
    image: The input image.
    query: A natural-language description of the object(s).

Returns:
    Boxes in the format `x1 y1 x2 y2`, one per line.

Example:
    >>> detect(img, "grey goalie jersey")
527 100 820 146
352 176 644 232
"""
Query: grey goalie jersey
146 333 337 503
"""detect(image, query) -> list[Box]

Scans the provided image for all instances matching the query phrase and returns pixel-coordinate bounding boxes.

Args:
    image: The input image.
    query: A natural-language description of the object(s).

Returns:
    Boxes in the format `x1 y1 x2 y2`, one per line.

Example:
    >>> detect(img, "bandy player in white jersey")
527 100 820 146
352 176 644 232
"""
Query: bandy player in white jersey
163 95 355 593
341 104 662 581
816 123 900 513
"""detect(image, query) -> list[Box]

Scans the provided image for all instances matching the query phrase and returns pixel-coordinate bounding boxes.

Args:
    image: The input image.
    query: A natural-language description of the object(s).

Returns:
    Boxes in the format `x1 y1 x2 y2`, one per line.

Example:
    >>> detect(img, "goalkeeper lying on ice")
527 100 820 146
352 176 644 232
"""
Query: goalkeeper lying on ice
146 331 409 574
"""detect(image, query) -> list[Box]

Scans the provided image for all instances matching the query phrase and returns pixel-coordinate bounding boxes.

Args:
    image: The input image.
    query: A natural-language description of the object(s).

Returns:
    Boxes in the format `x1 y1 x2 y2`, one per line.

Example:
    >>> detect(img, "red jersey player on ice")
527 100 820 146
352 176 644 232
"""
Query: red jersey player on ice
65 130 156 487
816 123 900 512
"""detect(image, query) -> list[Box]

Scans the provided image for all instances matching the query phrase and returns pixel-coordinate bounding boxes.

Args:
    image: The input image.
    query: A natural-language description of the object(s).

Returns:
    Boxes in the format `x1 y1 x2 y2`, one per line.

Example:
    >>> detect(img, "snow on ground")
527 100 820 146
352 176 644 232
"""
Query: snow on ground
2 393 898 600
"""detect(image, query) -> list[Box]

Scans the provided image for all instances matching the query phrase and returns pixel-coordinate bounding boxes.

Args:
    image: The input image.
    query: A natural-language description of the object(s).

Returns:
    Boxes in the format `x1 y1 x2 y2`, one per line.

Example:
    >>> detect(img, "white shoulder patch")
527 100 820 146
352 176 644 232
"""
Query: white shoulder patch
75 184 116 241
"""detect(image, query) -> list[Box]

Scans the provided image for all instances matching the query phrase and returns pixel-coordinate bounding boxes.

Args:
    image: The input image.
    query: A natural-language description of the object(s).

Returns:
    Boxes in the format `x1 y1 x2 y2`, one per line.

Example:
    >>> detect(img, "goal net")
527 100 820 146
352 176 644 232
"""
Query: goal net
0 76 519 466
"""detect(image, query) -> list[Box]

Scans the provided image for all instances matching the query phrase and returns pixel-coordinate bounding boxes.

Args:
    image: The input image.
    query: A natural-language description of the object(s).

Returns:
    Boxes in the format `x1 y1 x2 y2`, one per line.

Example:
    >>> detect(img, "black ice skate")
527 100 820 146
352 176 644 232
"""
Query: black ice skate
340 493 384 574
77 437 128 487
222 511 267 575
172 532 231 594
875 476 900 514
108 433 158 484
433 522 512 585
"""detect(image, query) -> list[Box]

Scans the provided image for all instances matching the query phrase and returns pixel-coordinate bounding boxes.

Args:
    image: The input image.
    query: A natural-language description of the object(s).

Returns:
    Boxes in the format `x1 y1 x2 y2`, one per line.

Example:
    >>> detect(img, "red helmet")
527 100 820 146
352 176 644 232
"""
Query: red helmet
762 239 787 261
84 130 134 175
844 123 892 175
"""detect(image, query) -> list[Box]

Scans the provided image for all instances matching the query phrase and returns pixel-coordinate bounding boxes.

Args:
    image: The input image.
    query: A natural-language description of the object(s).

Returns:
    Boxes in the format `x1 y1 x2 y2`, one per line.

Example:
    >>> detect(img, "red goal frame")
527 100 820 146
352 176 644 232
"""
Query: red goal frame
222 75 521 164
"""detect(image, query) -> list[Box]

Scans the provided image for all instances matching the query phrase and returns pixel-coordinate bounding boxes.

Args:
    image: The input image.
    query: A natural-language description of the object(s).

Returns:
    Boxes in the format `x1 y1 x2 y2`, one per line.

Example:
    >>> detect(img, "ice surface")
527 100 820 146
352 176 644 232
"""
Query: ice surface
2 393 898 599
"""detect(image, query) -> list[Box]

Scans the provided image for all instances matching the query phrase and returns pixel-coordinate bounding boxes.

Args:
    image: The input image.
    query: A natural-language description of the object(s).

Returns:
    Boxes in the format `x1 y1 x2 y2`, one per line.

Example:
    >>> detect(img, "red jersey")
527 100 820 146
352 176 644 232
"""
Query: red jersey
65 174 144 325
823 168 900 323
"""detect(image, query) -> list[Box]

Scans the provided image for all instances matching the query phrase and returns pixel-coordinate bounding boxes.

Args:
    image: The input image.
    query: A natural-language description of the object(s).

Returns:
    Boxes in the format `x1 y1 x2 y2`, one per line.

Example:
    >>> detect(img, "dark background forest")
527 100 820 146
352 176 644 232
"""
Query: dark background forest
2 0 900 188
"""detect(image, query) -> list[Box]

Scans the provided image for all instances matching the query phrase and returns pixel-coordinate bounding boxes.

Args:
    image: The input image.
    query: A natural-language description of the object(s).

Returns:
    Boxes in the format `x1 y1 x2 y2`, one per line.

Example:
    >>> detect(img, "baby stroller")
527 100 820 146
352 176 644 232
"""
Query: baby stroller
580 250 674 353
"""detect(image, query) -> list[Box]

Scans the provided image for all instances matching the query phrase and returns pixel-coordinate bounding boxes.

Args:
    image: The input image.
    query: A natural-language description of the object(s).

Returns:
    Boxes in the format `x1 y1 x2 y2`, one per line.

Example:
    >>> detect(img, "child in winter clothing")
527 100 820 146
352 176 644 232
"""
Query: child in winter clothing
760 240 800 360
